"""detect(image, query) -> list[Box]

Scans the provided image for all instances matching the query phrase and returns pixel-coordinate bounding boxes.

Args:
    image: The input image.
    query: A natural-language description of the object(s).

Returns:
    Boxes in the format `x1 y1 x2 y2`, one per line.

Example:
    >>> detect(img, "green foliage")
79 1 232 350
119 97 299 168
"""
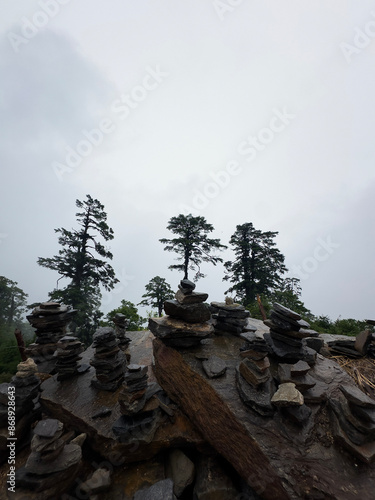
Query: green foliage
224 223 287 305
37 195 118 345
0 276 28 326
309 316 374 337
138 276 174 317
105 300 146 331
160 214 227 281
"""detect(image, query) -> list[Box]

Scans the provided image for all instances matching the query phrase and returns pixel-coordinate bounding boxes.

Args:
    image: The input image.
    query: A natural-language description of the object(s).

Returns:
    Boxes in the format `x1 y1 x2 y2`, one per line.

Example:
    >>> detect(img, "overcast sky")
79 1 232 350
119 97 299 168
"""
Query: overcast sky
1 0 375 322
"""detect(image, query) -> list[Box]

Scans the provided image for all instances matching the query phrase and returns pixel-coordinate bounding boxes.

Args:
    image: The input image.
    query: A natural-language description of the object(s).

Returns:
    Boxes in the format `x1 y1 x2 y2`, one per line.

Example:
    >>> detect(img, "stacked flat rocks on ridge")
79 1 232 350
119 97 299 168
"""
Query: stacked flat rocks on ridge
264 302 318 365
55 335 86 381
354 329 373 356
327 337 362 358
148 279 213 348
210 299 250 335
330 384 375 463
26 302 77 373
15 418 82 495
90 327 126 391
118 364 149 415
113 313 131 351
0 358 41 427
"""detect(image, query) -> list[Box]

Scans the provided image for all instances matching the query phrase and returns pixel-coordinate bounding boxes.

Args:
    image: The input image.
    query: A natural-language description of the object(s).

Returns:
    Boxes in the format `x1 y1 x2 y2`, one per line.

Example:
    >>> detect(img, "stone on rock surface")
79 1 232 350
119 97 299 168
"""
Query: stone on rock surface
133 478 176 500
34 419 63 438
332 413 375 464
283 404 312 426
202 355 227 378
239 349 268 361
179 278 196 291
329 399 370 446
303 337 324 352
25 443 81 475
80 468 111 494
239 359 270 387
236 369 275 417
175 289 208 304
271 383 304 407
270 331 303 347
278 364 316 392
148 316 213 347
302 382 327 404
70 433 87 446
166 449 195 497
290 360 310 376
273 302 302 320
340 384 375 408
350 404 375 424
164 300 211 323
355 330 373 355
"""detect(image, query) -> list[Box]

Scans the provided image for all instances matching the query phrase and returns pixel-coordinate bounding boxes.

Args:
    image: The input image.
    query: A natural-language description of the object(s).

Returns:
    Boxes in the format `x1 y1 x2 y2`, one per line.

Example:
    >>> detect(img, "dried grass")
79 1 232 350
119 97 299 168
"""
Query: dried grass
330 355 375 398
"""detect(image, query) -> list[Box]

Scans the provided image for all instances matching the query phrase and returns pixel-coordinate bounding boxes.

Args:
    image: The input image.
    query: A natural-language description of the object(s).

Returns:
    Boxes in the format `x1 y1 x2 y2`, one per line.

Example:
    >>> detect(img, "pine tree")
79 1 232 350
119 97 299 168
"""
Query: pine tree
138 276 174 317
223 222 287 306
37 195 118 344
160 214 227 281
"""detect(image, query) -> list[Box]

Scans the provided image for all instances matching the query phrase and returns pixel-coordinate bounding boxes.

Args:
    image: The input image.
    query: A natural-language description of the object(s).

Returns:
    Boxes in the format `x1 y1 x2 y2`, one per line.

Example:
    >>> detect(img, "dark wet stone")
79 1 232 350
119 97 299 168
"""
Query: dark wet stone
265 333 316 365
148 316 213 346
166 449 195 497
175 289 208 304
332 413 375 464
202 355 227 378
91 407 112 419
92 327 116 345
297 319 310 329
270 310 300 330
34 419 63 438
340 398 375 437
214 321 243 335
112 410 162 444
125 366 148 381
77 363 90 374
236 367 275 417
283 404 312 426
193 456 238 500
329 399 370 446
15 460 81 493
278 364 316 392
270 331 303 347
164 300 211 323
303 337 324 352
239 349 268 361
239 359 270 387
134 478 176 500
350 404 375 424
355 330 373 355
25 443 81 474
179 278 196 292
329 346 363 358
273 302 301 320
216 316 248 327
290 360 310 376
340 385 375 408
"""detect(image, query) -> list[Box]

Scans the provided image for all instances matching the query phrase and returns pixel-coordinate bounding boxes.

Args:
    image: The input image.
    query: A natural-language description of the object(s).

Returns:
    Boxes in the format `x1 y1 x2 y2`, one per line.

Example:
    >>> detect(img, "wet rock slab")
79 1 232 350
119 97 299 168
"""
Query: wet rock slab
153 329 375 499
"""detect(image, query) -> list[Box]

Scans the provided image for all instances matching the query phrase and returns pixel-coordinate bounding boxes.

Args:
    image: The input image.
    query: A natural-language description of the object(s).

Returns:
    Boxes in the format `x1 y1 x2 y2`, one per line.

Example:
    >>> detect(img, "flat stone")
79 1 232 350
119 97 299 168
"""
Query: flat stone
134 478 176 500
239 359 270 387
329 399 370 446
236 369 275 417
270 310 301 330
112 410 162 444
239 349 268 361
271 383 304 407
329 346 363 358
350 403 375 424
175 289 208 304
202 355 227 378
92 327 116 344
278 364 316 392
148 316 213 344
298 383 327 404
290 360 310 376
210 301 246 312
25 443 82 475
179 278 195 291
265 333 317 365
270 331 303 347
17 358 38 373
91 407 112 419
214 321 243 335
193 455 238 500
303 337 324 352
164 300 211 323
332 414 375 464
340 385 375 408
273 302 301 320
34 419 63 438
355 330 373 355
340 397 375 437
283 404 312 426
166 449 195 497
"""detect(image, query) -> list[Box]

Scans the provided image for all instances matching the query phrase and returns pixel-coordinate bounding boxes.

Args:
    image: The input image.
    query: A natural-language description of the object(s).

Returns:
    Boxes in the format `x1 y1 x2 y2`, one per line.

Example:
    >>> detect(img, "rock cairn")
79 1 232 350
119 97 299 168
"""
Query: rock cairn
118 364 149 415
0 358 41 428
236 338 275 417
90 327 126 391
16 418 82 495
55 335 87 381
148 279 213 348
355 327 375 357
113 313 131 351
330 384 375 463
263 302 318 365
26 302 77 373
327 337 362 358
210 298 251 335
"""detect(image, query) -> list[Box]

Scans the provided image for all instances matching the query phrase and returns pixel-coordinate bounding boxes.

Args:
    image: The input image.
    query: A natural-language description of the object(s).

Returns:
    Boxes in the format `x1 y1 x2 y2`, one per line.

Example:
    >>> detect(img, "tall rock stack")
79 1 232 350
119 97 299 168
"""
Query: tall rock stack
330 384 375 463
55 335 87 381
90 327 126 391
148 279 213 348
113 313 131 351
118 364 149 415
210 298 250 335
15 418 82 496
263 302 318 365
26 302 77 373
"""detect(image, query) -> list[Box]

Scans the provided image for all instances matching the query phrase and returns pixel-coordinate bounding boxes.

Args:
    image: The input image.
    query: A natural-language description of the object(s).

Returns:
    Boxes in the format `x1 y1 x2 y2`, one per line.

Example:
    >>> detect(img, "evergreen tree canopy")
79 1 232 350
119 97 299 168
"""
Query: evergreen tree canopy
37 195 118 344
160 214 227 281
0 276 28 326
106 300 146 331
138 276 174 317
223 222 287 305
